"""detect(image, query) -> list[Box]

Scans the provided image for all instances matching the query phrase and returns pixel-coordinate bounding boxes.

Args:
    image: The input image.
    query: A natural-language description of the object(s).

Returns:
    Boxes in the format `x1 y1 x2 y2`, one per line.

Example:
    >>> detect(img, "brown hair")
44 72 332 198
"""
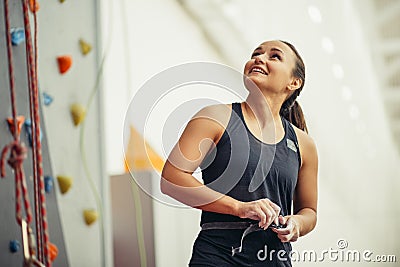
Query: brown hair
279 40 308 133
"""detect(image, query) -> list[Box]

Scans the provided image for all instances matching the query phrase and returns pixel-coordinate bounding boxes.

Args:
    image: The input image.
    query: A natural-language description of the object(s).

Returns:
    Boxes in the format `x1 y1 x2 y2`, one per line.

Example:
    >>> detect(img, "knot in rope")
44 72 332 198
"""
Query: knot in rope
1 140 27 177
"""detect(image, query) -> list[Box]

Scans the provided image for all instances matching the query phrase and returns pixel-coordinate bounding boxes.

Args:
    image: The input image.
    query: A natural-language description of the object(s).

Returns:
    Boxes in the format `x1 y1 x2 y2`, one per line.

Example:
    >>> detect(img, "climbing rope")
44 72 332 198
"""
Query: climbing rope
1 0 34 262
1 0 49 266
1 141 31 225
21 0 50 264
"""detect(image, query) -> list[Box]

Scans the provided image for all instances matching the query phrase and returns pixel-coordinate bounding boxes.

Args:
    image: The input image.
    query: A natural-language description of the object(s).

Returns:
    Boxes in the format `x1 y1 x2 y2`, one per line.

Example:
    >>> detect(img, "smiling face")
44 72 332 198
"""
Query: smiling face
244 40 301 97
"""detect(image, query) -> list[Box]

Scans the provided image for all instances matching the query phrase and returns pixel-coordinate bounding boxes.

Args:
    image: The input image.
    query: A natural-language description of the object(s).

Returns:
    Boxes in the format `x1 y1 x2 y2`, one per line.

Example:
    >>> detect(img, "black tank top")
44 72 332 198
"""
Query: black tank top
200 102 301 225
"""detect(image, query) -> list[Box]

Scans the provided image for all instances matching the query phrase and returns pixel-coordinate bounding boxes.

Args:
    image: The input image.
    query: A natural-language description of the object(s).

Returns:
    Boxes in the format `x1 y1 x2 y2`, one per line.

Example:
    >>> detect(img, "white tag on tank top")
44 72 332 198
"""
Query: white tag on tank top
286 139 297 153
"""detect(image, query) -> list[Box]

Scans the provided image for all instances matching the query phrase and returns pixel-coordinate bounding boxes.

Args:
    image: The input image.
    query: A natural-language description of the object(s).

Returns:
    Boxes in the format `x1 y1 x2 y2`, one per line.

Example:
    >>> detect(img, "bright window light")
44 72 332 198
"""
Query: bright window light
341 86 352 101
308 6 322 23
321 37 334 54
332 64 344 80
349 105 360 120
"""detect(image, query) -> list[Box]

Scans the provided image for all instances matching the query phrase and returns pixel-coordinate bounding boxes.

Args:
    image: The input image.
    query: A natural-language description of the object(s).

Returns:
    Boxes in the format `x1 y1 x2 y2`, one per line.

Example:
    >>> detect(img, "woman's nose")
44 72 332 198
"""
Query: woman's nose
254 54 266 64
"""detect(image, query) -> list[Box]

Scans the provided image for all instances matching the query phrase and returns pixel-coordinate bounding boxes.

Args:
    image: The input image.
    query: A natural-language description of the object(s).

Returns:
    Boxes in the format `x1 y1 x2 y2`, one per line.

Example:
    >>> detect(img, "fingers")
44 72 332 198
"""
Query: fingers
258 204 274 229
272 217 299 243
273 217 293 234
258 199 280 229
271 203 281 225
256 207 267 226
239 199 281 229
278 215 287 226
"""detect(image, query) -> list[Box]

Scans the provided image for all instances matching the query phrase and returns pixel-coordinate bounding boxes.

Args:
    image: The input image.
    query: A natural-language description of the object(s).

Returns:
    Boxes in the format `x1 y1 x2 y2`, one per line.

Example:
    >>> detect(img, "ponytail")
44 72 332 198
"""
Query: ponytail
281 100 308 133
279 40 308 133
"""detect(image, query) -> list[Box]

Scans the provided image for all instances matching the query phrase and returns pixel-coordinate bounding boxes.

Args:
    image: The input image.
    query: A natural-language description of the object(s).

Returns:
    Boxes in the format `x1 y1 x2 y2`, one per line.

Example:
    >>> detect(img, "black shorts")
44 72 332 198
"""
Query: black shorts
189 228 292 267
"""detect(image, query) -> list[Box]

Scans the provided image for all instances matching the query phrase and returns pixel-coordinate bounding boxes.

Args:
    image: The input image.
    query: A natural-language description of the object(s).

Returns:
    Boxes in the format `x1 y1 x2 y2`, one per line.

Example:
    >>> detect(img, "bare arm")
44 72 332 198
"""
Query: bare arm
161 105 239 213
273 129 318 241
161 104 281 228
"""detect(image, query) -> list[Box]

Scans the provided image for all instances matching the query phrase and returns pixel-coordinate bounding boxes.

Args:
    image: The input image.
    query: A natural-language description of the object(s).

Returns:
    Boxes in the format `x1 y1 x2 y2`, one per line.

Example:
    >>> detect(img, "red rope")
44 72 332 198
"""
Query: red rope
21 0 42 262
0 141 32 225
2 0 35 262
3 0 18 142
35 4 50 265
2 0 31 225
2 0 50 266
21 0 50 265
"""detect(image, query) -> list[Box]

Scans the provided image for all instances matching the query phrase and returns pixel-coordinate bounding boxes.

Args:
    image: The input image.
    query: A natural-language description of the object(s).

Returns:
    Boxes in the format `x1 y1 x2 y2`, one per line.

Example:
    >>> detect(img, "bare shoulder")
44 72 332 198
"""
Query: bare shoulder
193 103 232 121
292 126 316 149
292 125 318 167
191 103 232 130
188 103 233 142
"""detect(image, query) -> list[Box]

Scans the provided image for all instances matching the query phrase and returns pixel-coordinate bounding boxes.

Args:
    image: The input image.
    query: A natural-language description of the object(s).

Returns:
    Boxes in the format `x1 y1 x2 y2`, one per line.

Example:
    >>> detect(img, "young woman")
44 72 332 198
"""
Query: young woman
161 40 318 266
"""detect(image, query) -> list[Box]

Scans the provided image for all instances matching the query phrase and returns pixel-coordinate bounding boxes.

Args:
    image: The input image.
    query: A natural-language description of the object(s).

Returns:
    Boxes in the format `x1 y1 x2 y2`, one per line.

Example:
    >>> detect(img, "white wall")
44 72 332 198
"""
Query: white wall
103 0 400 266
39 1 111 266
101 0 227 265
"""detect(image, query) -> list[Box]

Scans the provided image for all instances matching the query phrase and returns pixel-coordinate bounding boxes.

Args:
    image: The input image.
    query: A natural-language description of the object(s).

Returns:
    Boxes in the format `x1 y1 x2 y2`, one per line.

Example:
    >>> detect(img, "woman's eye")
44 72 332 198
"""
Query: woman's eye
270 53 281 60
251 52 260 58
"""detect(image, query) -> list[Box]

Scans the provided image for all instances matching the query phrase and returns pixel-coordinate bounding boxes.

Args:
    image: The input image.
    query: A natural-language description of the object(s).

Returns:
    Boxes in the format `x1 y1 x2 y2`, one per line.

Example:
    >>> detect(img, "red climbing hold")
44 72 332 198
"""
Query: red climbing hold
57 55 72 74
6 116 25 137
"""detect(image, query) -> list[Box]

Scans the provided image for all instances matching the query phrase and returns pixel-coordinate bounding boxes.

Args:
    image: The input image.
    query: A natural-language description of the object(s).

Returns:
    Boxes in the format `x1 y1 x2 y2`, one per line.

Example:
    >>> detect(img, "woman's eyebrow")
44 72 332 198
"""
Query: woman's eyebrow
253 46 263 52
270 47 285 54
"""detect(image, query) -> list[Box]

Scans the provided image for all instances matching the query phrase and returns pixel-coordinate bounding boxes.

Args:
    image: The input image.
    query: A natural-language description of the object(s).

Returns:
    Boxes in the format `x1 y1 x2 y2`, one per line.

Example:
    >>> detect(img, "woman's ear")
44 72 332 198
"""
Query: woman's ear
287 77 302 91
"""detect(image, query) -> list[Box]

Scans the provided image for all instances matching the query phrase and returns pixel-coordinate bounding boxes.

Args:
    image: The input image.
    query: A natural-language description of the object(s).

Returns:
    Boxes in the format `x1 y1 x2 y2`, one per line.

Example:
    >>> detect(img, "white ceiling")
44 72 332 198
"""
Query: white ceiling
356 0 400 144
178 0 400 154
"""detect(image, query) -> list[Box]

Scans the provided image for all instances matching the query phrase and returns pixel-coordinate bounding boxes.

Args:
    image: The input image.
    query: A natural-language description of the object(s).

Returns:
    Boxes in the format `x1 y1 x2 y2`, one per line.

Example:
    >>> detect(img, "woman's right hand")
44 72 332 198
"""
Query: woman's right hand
236 199 281 229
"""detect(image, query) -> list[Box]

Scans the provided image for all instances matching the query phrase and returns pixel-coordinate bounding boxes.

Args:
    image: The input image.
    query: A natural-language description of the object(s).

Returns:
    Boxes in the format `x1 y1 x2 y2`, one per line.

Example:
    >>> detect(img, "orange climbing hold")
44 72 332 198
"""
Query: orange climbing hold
83 209 98 226
6 116 25 136
29 0 40 12
48 242 58 262
57 55 72 74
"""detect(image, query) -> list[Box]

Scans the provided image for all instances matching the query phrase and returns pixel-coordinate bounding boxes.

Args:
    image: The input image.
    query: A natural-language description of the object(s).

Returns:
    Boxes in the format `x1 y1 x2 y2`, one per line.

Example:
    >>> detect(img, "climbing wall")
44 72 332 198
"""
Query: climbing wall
0 0 68 266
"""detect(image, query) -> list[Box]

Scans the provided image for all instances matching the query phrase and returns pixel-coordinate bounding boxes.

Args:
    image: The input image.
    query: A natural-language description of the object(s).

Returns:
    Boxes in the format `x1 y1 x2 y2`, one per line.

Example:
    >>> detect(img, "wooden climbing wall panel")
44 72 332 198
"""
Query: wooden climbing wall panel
0 0 69 266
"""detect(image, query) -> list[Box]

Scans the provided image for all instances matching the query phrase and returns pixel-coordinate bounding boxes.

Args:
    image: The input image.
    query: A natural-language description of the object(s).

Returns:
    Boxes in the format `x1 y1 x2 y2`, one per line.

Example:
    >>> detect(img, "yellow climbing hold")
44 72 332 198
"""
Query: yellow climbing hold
70 103 86 126
59 0 66 3
83 209 98 226
57 175 72 194
79 39 92 56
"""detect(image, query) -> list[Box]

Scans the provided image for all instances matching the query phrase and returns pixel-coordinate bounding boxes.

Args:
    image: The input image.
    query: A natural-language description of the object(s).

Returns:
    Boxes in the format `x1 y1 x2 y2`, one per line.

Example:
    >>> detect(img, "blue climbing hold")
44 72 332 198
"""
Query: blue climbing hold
24 119 43 147
44 176 54 193
43 92 54 106
10 28 25 46
9 240 20 253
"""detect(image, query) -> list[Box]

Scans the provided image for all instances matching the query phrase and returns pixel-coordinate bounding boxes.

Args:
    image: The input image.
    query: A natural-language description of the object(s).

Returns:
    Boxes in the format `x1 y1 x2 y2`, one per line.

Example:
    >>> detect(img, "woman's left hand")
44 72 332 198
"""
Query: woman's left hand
271 215 301 242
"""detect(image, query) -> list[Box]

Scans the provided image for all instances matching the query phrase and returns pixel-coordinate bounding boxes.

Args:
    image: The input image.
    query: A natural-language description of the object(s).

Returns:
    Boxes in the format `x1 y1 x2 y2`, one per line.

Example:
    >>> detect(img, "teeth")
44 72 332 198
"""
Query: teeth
251 67 266 75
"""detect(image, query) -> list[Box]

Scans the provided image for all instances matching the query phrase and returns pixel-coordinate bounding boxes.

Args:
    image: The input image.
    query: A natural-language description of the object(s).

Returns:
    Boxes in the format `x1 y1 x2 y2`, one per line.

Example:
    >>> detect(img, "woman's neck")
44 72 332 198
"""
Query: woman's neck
244 93 283 127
